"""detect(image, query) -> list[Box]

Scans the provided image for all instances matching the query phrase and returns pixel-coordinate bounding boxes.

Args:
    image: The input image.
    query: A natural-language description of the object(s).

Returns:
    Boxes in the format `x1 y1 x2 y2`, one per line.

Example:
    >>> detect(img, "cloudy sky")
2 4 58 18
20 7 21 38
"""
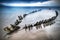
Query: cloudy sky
0 0 48 2
0 0 60 7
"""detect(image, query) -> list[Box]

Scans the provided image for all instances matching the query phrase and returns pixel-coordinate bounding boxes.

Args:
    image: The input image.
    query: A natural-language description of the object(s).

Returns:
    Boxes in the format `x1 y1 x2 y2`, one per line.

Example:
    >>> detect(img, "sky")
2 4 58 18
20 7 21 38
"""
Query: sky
0 0 48 3
0 0 60 7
